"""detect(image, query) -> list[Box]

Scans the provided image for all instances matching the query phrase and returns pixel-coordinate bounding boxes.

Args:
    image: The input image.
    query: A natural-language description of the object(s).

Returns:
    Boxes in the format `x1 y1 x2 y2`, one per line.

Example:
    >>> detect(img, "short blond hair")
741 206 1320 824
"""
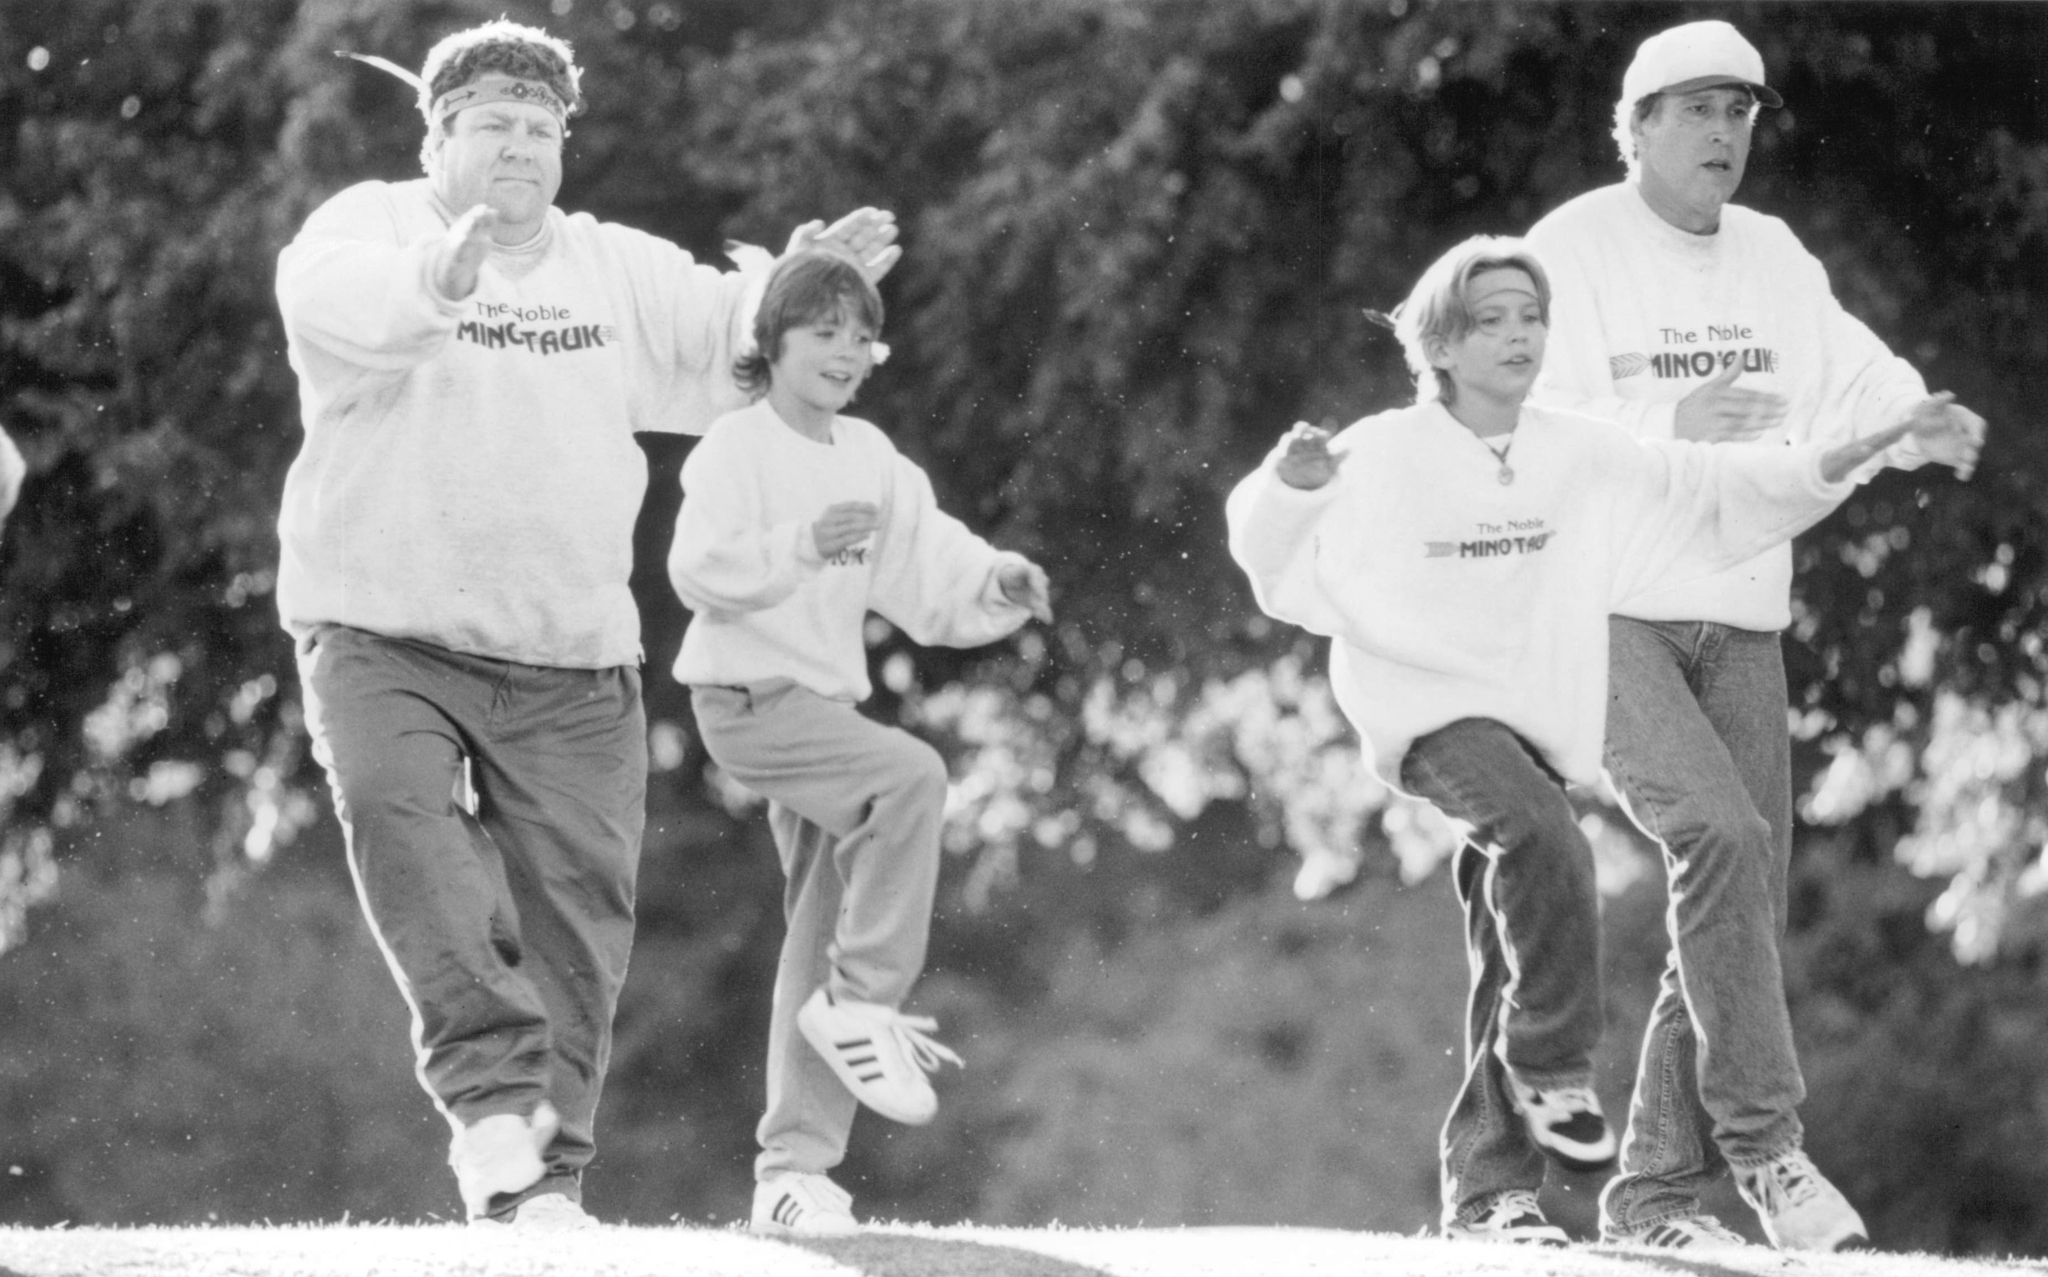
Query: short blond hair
1391 236 1551 404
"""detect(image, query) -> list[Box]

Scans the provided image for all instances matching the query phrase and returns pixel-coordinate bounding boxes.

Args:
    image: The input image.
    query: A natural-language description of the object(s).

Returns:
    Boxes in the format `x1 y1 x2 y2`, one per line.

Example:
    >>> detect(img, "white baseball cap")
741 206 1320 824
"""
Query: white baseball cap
1621 20 1783 109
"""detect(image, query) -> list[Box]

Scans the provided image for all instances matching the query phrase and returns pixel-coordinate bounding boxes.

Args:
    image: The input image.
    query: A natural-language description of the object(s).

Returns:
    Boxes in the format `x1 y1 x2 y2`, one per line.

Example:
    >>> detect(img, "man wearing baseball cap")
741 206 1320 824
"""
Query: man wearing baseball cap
274 19 899 1229
1520 19 1985 1252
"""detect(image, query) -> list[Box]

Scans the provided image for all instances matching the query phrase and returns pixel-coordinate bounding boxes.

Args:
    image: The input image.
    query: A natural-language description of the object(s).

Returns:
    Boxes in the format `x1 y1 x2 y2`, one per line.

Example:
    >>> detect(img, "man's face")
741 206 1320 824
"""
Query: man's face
429 101 564 242
1632 86 1756 232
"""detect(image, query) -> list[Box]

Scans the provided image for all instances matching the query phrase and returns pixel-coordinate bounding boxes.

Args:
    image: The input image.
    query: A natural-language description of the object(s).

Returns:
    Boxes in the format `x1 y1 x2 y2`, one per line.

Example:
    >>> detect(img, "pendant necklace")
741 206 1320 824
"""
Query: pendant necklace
1477 430 1517 485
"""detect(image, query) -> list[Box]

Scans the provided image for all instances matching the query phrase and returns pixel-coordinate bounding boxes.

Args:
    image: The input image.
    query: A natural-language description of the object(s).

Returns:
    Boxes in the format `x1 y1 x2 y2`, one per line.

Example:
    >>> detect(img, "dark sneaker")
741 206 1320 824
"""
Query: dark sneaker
1444 1189 1569 1245
1734 1149 1867 1251
1504 1076 1617 1172
1607 1214 1751 1251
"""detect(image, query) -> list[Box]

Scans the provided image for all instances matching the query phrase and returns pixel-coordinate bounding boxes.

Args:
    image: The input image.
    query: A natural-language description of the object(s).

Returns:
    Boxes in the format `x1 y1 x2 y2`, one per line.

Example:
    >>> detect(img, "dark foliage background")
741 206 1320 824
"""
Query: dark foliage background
1 0 2044 1254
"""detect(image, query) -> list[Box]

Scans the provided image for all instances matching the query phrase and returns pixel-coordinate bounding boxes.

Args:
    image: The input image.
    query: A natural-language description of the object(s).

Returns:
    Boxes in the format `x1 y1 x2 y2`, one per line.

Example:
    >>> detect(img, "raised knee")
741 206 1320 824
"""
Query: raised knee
898 739 948 801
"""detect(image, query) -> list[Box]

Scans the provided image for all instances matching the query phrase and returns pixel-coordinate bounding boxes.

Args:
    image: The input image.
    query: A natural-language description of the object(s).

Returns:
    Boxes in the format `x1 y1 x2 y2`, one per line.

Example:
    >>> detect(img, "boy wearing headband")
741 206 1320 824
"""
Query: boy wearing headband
275 20 899 1228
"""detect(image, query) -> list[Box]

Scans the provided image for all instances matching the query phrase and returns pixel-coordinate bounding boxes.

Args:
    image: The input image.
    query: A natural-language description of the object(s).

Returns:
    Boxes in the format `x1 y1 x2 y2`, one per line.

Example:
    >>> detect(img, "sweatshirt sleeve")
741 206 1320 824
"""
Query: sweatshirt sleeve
1780 239 1930 473
1526 215 1680 438
1604 431 1855 607
615 231 774 437
274 182 465 375
1223 451 1349 639
666 427 823 619
0 425 24 525
867 453 1032 649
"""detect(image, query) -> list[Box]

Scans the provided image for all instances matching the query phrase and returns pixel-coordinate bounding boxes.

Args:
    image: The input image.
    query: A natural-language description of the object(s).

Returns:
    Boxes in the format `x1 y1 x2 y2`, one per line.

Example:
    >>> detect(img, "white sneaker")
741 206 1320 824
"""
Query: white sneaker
751 1172 859 1236
449 1102 559 1221
1443 1189 1569 1245
1608 1214 1752 1251
1734 1149 1867 1251
1504 1075 1617 1172
474 1192 596 1232
797 988 962 1125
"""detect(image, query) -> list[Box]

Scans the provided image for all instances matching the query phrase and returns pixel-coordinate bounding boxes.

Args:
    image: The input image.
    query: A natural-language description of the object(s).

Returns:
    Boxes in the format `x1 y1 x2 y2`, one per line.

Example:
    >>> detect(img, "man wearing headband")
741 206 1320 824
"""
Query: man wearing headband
1523 19 1983 1252
274 19 899 1229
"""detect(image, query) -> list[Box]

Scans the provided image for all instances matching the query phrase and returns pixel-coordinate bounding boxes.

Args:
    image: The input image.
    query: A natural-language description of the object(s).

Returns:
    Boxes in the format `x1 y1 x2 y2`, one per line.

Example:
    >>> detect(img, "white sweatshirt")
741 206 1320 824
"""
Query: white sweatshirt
274 178 764 668
669 399 1031 702
1526 182 1927 630
1226 400 1855 788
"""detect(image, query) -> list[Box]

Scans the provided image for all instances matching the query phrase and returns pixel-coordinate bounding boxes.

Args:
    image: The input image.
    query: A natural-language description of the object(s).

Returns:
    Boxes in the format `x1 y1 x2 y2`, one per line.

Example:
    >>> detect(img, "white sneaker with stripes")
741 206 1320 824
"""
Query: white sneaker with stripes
797 987 963 1125
1607 1214 1751 1251
751 1172 859 1236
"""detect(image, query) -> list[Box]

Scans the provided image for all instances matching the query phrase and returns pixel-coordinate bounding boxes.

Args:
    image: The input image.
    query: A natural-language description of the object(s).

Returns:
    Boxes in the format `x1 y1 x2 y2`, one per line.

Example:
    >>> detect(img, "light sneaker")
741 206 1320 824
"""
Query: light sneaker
1734 1149 1868 1251
1504 1076 1617 1172
751 1172 859 1237
1607 1214 1752 1251
476 1191 597 1232
449 1102 559 1221
797 988 963 1125
1443 1189 1569 1245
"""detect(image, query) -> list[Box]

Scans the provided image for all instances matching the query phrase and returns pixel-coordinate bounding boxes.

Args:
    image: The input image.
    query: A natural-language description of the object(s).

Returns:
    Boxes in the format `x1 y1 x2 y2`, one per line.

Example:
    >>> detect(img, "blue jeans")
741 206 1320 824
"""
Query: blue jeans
1402 718 1604 1223
1598 617 1805 1233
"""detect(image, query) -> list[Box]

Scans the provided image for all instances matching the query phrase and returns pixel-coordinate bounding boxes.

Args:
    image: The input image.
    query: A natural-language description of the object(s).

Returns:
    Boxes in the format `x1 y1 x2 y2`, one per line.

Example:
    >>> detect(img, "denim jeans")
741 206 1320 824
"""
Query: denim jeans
1598 617 1805 1233
1402 718 1604 1223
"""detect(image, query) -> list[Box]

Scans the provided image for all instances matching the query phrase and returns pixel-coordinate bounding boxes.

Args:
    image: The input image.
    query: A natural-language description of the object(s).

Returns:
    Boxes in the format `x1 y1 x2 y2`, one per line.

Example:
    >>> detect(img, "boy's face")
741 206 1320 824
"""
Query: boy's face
771 305 877 416
1428 269 1546 405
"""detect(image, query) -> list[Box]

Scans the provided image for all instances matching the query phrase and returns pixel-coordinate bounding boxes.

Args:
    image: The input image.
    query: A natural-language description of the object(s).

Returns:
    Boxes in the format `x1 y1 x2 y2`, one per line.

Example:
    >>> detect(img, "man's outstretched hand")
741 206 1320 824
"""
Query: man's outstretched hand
787 208 902 283
433 204 500 301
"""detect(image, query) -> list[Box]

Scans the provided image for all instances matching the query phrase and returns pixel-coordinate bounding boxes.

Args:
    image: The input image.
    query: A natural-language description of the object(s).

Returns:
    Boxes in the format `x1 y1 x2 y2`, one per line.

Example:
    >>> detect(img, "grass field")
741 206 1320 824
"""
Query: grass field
2 1224 2043 1277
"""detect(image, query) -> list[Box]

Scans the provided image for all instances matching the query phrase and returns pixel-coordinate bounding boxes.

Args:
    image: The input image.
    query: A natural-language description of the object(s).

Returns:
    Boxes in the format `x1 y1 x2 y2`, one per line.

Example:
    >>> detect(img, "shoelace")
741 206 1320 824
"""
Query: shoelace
887 1012 965 1073
1765 1153 1821 1206
1491 1189 1545 1223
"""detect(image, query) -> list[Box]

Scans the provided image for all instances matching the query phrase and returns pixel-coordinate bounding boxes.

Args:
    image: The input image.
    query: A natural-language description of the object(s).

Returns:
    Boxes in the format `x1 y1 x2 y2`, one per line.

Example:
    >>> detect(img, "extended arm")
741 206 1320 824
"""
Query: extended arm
1225 423 1350 639
274 184 468 373
868 454 1039 648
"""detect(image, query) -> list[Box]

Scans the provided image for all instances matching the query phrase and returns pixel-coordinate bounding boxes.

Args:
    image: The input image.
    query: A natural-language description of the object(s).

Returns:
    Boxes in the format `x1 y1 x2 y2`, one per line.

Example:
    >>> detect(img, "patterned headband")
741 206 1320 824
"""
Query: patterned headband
336 53 569 127
429 75 569 127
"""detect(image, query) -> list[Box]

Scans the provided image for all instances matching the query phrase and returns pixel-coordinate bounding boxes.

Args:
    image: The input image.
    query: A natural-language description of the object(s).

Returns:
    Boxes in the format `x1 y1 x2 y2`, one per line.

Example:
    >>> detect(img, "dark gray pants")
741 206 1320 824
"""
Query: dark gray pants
298 625 645 1203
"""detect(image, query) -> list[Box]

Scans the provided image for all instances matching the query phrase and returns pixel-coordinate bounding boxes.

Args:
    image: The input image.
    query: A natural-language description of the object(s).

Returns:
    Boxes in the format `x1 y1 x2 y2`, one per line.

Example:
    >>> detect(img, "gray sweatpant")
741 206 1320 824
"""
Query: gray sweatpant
689 681 947 1180
297 625 646 1207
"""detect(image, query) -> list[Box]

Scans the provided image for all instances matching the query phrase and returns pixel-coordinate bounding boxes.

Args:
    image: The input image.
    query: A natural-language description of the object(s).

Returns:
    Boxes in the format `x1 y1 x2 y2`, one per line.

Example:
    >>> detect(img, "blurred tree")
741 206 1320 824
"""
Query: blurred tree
2 0 2046 1249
